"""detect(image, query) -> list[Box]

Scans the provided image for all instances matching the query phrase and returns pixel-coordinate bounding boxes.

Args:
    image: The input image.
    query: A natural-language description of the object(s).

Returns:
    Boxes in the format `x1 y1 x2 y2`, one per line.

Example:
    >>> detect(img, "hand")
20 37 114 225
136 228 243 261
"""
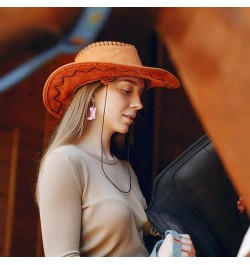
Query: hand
157 233 196 257
237 196 245 214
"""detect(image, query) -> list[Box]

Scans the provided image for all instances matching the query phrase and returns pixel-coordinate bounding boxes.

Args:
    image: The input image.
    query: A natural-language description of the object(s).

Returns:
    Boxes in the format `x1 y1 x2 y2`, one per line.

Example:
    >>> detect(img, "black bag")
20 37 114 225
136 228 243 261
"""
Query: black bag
145 134 249 256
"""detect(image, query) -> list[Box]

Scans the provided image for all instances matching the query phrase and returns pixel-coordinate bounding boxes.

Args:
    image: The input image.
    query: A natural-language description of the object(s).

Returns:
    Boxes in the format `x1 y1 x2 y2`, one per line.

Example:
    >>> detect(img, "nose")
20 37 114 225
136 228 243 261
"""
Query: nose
130 97 143 110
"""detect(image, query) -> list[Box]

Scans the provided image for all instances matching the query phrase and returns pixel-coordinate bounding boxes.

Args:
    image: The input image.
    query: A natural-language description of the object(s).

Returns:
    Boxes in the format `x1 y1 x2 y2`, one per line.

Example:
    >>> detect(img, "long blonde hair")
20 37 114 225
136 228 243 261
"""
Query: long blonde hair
36 81 102 200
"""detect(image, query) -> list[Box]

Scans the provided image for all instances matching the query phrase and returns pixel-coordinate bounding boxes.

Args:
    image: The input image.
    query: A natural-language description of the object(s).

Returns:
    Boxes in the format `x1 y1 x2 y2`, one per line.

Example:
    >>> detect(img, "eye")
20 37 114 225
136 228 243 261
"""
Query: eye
122 89 132 94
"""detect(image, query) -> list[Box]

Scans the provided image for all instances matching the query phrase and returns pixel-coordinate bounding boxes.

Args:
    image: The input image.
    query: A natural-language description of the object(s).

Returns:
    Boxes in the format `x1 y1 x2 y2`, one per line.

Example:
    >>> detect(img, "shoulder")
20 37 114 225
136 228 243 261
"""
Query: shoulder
47 145 88 169
49 145 82 159
40 145 87 192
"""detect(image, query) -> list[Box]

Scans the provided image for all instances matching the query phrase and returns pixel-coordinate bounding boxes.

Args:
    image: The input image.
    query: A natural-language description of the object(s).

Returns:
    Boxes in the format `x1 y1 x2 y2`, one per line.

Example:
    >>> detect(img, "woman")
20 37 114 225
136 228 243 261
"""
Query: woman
36 41 196 257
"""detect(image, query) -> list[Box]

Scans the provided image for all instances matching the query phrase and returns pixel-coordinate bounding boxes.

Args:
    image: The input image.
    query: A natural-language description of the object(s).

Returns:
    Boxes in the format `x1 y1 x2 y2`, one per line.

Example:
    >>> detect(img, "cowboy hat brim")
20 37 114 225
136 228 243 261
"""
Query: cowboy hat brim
43 62 181 118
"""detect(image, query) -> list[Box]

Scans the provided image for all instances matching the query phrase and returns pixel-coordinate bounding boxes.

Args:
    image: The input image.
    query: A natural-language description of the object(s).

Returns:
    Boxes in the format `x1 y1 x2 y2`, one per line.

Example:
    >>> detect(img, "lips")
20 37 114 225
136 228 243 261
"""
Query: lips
123 113 136 123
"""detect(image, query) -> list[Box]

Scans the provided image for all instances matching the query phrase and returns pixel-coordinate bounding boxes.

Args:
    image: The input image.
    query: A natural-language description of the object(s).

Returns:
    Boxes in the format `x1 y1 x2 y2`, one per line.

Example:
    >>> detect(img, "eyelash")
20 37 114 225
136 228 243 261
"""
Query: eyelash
122 89 132 94
121 88 143 98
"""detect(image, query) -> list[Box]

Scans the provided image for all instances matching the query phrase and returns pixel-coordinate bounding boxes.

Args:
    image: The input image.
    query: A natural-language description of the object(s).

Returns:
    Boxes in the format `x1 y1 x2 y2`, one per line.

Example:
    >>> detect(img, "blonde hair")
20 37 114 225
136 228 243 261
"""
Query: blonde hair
36 81 103 201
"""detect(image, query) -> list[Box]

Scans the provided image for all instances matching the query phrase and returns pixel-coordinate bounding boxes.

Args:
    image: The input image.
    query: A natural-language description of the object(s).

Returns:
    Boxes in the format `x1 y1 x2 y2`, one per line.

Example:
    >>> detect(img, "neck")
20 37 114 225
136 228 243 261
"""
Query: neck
76 122 113 160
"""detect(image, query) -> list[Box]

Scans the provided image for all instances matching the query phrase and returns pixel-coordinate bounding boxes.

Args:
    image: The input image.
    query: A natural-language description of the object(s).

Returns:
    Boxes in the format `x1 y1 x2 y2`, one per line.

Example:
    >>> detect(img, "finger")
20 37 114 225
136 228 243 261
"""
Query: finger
237 201 245 213
181 251 189 257
180 234 191 239
238 206 245 214
181 250 196 257
182 251 196 257
180 237 192 245
180 235 196 257
182 243 192 253
181 246 196 257
237 200 244 206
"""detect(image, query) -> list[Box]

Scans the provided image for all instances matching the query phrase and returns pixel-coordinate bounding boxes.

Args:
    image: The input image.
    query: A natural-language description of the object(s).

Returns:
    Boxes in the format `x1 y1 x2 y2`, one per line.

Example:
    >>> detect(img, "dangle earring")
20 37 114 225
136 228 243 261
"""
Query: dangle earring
87 101 96 120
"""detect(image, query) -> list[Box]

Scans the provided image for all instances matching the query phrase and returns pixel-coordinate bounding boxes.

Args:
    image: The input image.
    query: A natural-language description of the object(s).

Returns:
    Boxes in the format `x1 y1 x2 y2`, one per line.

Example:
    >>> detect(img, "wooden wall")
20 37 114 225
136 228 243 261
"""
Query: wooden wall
0 129 19 256
0 52 70 256
151 43 205 176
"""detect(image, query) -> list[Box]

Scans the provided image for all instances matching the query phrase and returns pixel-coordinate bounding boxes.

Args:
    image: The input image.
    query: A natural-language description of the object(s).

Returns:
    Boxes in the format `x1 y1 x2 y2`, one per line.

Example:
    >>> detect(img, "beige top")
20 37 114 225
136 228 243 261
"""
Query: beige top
37 145 150 257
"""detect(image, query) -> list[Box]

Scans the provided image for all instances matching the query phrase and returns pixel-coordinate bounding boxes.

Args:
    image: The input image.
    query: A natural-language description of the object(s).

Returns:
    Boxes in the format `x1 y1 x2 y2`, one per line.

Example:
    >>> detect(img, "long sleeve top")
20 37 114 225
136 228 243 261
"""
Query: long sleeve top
37 145 150 257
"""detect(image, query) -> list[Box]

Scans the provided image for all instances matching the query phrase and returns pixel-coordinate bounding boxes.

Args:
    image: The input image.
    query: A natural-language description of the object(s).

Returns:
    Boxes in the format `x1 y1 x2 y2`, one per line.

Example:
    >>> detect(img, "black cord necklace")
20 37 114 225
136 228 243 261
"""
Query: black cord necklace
100 84 132 194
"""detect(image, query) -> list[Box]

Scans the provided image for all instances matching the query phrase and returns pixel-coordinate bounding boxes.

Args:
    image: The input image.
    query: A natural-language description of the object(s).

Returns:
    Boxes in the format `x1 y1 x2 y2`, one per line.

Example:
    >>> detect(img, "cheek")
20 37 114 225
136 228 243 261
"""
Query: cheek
106 96 125 115
105 105 119 118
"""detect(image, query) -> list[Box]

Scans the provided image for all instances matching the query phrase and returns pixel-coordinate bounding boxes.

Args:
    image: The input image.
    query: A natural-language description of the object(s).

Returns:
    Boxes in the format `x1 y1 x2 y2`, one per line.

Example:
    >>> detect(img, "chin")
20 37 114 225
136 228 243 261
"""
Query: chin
117 127 130 134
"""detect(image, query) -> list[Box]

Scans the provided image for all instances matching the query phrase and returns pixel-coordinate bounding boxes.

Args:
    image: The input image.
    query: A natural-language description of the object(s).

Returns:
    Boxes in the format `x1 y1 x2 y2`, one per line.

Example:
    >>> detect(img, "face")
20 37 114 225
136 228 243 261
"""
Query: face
94 76 145 135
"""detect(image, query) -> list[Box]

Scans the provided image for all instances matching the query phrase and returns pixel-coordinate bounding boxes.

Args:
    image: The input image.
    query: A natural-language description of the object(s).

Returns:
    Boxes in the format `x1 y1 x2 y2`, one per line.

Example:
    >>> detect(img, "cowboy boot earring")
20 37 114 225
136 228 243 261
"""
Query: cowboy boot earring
87 102 96 120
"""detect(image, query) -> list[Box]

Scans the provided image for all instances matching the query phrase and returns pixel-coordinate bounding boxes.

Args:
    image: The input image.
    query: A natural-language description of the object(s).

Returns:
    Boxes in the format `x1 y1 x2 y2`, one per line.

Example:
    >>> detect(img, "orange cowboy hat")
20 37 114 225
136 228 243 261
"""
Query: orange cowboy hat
43 41 180 118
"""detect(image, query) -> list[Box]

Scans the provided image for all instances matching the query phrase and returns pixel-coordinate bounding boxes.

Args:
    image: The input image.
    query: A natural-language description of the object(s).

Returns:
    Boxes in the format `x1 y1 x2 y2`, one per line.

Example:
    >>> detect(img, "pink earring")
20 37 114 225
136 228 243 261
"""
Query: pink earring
87 102 96 120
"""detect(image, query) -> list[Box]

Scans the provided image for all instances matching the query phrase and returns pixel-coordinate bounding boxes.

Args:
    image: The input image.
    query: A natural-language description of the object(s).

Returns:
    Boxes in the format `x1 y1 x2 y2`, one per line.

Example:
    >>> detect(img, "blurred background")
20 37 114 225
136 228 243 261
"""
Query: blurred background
0 7 205 256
